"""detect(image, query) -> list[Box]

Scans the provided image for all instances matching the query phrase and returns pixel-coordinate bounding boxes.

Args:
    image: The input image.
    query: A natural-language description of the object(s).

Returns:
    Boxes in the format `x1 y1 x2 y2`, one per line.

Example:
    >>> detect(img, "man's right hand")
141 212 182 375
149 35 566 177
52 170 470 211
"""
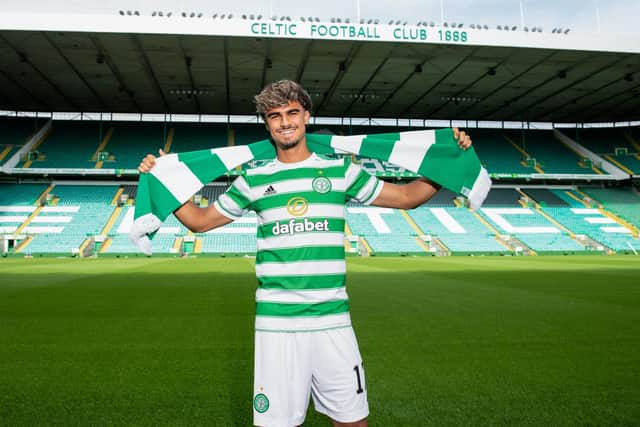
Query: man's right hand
137 149 166 173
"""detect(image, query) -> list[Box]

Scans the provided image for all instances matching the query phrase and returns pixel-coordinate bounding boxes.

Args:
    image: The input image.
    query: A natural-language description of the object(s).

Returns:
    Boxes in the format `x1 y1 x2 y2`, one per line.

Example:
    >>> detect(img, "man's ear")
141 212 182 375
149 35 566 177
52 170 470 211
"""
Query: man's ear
304 110 310 125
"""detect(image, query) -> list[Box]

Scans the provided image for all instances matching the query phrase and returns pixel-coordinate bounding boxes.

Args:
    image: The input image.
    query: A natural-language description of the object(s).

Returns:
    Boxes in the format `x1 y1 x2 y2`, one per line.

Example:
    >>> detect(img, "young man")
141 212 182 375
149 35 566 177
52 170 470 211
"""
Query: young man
138 80 471 427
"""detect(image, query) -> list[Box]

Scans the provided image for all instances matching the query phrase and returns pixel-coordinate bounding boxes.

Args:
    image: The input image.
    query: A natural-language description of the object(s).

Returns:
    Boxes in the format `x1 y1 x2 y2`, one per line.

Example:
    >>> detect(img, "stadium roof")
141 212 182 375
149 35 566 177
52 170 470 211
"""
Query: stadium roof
0 12 639 123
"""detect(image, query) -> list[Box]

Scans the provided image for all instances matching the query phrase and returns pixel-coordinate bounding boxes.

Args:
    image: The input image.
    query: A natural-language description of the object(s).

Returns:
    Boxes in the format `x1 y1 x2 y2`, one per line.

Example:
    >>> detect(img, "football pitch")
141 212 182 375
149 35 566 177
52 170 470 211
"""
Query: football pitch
1 256 638 426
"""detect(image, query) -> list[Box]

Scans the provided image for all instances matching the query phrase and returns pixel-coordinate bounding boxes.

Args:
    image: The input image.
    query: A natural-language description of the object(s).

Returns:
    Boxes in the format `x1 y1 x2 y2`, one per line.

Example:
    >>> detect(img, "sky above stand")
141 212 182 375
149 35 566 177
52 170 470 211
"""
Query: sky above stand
3 0 639 35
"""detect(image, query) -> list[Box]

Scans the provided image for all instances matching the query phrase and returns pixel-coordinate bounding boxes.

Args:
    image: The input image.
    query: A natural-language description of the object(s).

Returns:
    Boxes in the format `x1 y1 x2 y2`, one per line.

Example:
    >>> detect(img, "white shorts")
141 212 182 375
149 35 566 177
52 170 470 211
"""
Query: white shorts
253 326 369 427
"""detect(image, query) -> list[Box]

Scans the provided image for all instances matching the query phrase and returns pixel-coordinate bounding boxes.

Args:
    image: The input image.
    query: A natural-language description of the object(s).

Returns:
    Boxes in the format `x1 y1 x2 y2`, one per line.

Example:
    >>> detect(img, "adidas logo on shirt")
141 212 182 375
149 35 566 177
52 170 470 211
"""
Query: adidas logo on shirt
263 185 277 196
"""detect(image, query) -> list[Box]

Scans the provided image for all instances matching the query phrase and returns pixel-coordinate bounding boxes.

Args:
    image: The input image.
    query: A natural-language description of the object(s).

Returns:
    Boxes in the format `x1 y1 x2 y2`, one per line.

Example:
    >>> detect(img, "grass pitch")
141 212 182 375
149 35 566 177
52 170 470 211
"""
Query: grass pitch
1 256 639 426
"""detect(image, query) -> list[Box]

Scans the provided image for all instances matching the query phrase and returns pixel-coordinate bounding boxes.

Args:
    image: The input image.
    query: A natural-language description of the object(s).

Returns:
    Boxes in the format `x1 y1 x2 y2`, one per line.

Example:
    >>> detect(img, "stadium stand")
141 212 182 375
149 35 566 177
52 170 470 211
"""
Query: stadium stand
346 206 427 255
19 185 118 255
0 117 40 166
503 130 597 175
574 128 640 174
16 121 100 169
580 188 640 227
520 188 570 206
409 206 511 254
103 122 166 169
199 213 257 254
471 129 533 175
170 123 229 152
0 183 47 206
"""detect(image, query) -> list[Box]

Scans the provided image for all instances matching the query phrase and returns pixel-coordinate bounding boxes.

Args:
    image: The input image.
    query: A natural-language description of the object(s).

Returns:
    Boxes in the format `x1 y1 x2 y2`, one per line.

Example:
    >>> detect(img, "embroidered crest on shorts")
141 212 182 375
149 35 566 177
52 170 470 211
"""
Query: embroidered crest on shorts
253 393 270 413
312 176 332 194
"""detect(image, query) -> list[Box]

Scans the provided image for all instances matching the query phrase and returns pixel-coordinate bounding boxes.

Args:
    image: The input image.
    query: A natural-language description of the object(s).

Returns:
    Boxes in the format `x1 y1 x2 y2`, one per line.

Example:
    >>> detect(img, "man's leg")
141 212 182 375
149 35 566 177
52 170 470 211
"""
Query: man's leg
332 417 368 427
253 331 312 427
311 327 369 424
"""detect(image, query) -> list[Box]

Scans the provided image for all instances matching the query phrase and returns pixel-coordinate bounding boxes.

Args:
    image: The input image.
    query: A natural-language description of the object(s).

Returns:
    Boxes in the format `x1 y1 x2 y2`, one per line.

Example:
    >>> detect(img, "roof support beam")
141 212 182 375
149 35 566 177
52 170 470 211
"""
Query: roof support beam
535 57 634 121
455 51 557 118
223 39 231 115
295 40 313 83
90 35 142 112
573 81 640 122
260 39 272 91
132 35 170 112
479 53 597 120
341 47 395 117
41 32 108 111
389 47 478 118
178 38 200 114
315 43 361 115
0 33 80 111
424 53 512 118
514 56 629 121
0 86 16 110
0 67 47 109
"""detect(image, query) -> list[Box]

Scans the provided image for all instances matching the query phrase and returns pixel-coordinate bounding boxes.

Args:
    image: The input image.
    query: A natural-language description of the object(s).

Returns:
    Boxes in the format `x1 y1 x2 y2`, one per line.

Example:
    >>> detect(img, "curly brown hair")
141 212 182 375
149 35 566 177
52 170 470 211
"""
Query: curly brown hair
254 80 313 116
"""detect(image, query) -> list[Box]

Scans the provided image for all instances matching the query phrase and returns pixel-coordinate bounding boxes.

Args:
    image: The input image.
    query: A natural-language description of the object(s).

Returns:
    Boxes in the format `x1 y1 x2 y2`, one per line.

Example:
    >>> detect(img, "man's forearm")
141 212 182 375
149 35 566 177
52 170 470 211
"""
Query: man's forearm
173 202 230 233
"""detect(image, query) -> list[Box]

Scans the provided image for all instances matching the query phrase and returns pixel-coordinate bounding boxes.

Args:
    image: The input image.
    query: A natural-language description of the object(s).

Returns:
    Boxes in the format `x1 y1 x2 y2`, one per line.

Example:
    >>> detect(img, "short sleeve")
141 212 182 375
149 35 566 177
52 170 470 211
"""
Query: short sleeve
214 174 253 219
344 159 383 205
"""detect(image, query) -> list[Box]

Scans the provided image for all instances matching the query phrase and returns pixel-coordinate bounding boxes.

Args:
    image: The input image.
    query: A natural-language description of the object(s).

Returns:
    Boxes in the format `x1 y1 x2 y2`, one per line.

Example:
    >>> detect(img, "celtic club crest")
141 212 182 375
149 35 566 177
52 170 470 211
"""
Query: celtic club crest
312 176 332 194
253 393 270 413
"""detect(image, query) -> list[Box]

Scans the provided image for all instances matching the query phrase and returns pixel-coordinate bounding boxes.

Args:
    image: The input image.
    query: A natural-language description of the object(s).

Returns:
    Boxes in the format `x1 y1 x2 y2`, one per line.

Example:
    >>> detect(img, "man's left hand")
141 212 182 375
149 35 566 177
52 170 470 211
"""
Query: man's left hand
453 128 472 150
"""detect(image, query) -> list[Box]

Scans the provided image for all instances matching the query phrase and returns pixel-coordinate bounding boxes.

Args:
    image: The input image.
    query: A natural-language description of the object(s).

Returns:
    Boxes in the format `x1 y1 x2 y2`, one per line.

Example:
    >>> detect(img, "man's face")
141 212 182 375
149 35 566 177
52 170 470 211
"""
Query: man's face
264 101 310 150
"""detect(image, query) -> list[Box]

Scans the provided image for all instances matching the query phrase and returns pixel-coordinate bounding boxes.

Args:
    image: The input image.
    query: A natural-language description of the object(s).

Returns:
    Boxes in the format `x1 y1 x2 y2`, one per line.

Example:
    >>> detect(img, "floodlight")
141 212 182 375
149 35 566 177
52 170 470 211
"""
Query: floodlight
367 19 373 24
511 26 517 31
470 24 475 29
497 25 502 30
119 10 124 16
374 19 379 24
458 23 464 28
212 13 217 19
564 29 570 34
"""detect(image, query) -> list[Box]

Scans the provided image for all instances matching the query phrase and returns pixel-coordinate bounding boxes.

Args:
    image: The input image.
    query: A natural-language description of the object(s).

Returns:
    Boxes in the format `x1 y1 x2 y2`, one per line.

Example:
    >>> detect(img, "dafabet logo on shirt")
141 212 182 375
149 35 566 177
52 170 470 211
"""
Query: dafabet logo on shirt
286 196 309 217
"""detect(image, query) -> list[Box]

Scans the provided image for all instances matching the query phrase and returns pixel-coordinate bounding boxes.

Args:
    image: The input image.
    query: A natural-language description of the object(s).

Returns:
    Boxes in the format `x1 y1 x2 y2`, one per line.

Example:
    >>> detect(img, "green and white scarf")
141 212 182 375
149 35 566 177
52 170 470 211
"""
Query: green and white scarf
130 128 491 254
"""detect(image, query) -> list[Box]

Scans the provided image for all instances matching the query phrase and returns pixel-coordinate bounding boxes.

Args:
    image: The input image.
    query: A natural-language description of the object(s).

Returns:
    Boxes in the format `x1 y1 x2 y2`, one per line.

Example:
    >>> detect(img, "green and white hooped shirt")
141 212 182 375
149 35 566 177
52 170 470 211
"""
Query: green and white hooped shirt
214 153 383 332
